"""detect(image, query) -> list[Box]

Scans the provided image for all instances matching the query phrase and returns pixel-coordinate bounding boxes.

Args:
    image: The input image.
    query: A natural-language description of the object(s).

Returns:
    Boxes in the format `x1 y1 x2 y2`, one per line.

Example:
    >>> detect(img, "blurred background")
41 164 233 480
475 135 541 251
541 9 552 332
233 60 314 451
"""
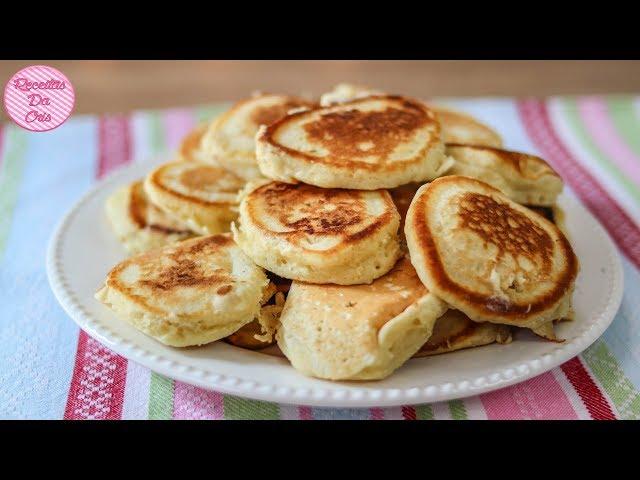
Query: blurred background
1 60 640 118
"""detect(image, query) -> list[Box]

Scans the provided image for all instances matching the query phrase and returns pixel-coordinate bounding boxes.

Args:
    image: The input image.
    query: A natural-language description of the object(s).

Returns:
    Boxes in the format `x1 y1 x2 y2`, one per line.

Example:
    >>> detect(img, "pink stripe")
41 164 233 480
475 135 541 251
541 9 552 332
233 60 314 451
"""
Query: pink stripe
161 108 197 152
64 333 128 419
172 382 224 420
370 408 384 420
97 115 132 178
518 99 640 269
480 371 579 419
299 406 313 420
577 97 640 187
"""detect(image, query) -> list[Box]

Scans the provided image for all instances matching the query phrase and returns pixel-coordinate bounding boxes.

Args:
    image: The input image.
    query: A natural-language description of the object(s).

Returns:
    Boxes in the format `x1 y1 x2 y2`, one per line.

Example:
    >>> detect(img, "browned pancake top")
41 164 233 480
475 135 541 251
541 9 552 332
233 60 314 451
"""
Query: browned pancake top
247 182 395 249
135 235 235 294
303 102 428 161
261 96 441 173
129 181 191 234
262 182 366 235
457 192 554 272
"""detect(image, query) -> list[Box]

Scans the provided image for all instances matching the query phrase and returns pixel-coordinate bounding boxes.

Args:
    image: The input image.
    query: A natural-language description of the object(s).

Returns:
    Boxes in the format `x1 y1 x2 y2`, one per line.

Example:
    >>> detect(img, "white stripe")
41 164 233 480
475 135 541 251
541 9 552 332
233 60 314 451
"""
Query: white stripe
278 404 301 420
551 367 591 420
121 361 151 420
431 401 452 420
131 112 154 164
463 396 488 420
382 407 405 420
547 98 640 228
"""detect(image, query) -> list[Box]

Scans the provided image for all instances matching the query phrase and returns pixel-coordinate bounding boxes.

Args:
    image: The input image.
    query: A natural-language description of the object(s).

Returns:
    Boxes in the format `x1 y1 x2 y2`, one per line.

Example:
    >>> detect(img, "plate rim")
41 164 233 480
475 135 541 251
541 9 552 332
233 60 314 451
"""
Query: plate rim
46 161 625 408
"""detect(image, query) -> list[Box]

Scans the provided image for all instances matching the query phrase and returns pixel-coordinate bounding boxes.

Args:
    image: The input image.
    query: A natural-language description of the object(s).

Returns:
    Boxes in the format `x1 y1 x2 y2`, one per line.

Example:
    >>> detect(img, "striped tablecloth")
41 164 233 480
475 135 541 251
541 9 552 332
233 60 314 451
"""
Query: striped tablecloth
1 96 639 420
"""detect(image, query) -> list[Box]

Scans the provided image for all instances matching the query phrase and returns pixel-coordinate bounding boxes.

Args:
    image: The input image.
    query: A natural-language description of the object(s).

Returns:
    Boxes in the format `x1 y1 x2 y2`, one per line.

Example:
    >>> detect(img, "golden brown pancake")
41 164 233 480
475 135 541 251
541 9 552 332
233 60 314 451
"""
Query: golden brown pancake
276 256 448 380
405 176 578 329
95 234 270 347
256 95 452 189
233 181 402 285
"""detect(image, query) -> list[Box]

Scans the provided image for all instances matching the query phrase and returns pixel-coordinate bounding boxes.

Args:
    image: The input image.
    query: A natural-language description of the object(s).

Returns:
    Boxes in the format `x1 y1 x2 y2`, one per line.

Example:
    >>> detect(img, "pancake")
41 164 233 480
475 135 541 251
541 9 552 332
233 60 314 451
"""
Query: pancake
105 181 194 254
95 234 269 347
233 181 402 285
405 176 578 329
429 106 503 148
446 144 563 206
276 256 448 380
144 160 245 235
201 93 316 180
256 95 452 190
177 123 208 162
414 309 512 356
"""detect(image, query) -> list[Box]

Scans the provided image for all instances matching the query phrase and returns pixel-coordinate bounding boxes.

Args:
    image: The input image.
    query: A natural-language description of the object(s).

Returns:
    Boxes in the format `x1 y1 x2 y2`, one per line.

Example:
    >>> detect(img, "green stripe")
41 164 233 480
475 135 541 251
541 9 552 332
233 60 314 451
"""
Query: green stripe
223 395 280 420
415 404 434 420
0 127 28 259
147 111 166 154
562 98 640 206
581 340 640 420
194 103 230 125
448 399 468 420
148 373 174 419
606 97 640 157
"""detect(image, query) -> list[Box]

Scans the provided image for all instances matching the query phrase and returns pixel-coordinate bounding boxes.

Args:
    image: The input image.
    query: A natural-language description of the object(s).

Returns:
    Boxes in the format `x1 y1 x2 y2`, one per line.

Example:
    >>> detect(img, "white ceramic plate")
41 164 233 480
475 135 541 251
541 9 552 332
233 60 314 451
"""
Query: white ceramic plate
47 159 624 407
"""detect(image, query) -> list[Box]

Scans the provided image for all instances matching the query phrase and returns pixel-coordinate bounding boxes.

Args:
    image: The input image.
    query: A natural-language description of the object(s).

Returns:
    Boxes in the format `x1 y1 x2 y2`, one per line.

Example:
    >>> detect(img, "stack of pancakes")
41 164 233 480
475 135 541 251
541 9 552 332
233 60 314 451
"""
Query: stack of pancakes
96 84 578 381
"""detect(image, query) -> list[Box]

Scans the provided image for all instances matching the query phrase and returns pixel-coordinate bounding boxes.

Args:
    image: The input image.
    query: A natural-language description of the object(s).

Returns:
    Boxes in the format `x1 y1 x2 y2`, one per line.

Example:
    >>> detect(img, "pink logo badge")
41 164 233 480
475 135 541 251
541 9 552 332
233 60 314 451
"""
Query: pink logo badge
4 65 75 132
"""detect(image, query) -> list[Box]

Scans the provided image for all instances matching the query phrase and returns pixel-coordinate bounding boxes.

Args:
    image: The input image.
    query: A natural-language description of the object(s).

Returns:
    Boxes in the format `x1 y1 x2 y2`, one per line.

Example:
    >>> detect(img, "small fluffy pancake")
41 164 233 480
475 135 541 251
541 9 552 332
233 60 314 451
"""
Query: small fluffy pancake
429 106 503 148
95 234 269 347
276 257 448 380
201 94 316 180
144 160 245 235
414 309 512 356
177 124 208 162
105 181 194 254
405 176 578 329
447 144 563 206
234 181 402 285
256 95 452 189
